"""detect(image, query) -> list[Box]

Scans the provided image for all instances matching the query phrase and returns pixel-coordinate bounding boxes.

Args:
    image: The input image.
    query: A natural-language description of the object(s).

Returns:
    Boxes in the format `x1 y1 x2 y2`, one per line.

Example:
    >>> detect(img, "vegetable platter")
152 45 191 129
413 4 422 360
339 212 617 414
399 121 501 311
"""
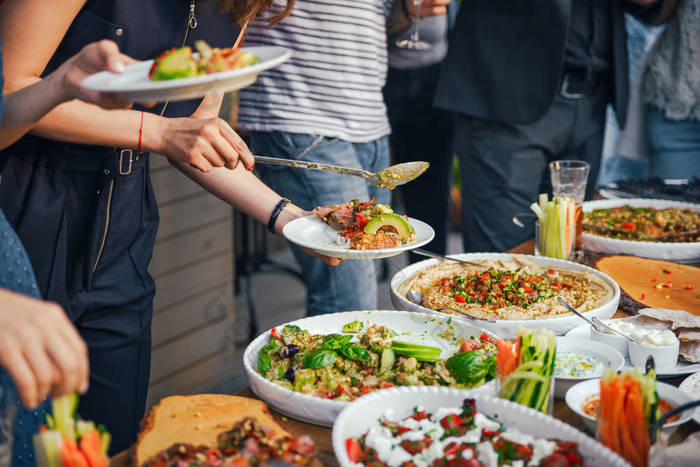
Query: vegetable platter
243 310 498 426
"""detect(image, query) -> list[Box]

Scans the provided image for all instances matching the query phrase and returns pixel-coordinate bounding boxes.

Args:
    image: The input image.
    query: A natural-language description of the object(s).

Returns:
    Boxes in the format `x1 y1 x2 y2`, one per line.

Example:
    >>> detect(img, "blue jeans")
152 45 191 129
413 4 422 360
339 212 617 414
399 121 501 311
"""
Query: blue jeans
249 131 391 316
647 106 700 180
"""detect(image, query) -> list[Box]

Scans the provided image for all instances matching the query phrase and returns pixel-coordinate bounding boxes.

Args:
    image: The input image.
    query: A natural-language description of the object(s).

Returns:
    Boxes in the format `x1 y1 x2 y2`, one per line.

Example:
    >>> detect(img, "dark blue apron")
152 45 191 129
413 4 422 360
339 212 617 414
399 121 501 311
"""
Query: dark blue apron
0 0 239 454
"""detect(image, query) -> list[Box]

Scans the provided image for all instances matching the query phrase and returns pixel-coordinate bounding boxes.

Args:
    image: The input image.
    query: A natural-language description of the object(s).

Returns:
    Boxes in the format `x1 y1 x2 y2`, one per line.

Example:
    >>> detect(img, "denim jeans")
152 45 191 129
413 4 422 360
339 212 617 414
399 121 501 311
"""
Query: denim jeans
249 131 391 316
647 106 700 180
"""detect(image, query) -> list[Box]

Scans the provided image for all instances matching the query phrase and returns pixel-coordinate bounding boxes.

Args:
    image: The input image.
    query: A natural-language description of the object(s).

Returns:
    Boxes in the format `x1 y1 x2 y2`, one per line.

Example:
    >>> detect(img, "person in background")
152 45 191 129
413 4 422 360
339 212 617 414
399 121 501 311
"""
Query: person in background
617 0 698 181
434 0 669 253
384 1 456 258
0 0 339 454
238 0 449 317
0 39 132 466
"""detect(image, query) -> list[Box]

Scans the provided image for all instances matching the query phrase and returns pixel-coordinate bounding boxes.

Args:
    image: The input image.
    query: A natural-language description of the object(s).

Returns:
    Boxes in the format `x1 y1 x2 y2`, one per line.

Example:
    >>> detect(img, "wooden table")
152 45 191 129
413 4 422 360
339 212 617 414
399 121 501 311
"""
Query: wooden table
112 240 698 466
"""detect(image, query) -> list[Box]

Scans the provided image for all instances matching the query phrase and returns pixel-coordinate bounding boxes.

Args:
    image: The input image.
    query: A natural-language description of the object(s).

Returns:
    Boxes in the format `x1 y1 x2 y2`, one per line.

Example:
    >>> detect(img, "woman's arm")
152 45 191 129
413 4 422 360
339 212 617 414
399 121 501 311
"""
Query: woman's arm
0 0 252 172
0 40 132 149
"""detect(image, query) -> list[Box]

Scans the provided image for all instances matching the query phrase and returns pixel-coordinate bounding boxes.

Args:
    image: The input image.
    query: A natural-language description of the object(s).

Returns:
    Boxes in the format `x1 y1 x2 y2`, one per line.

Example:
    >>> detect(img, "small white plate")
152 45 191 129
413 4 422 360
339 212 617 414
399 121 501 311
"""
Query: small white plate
678 371 700 424
333 386 629 467
282 215 435 260
565 378 694 434
566 324 700 377
81 46 291 103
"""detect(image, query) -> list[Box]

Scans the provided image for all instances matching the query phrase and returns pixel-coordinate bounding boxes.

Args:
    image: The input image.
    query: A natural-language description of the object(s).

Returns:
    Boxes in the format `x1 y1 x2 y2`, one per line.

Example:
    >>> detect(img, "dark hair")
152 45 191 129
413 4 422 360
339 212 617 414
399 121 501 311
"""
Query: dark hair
216 0 297 26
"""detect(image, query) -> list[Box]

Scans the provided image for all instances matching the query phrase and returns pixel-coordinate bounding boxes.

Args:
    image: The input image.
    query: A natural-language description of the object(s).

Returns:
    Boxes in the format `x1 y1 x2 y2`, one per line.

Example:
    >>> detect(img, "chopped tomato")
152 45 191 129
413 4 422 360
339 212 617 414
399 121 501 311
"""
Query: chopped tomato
358 384 372 395
454 295 466 304
411 410 427 421
355 213 370 229
459 339 481 352
379 381 395 389
336 384 349 397
547 269 556 275
641 293 646 300
479 332 494 344
621 222 636 231
346 438 363 463
440 414 462 429
686 285 694 291
480 272 490 281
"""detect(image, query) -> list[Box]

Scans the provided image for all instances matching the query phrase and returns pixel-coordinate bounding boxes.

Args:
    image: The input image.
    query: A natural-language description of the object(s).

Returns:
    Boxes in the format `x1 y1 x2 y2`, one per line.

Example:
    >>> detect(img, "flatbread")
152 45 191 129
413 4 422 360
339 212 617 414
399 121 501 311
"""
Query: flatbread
680 341 700 363
135 394 290 466
678 328 700 343
637 308 700 330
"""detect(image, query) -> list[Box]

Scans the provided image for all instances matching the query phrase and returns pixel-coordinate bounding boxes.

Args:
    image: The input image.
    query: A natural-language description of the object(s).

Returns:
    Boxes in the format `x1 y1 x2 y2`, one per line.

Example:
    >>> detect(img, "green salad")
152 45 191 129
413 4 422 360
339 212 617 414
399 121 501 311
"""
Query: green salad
257 322 497 401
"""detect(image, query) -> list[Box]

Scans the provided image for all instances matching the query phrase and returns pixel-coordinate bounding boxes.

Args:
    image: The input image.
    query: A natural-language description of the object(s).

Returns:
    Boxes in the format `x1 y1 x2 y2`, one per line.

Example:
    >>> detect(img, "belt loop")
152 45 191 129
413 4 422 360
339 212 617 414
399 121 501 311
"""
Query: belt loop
119 149 133 175
560 73 587 100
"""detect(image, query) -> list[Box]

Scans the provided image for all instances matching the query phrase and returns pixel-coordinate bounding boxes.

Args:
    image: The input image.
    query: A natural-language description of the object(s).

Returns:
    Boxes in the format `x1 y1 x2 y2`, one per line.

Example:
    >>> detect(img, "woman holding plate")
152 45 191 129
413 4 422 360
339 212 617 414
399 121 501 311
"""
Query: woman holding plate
0 0 339 454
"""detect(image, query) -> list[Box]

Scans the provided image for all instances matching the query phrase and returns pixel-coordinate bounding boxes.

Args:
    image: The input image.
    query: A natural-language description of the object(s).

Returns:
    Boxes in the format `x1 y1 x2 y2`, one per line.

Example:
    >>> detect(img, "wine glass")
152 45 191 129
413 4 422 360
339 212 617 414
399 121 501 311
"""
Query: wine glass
395 0 431 50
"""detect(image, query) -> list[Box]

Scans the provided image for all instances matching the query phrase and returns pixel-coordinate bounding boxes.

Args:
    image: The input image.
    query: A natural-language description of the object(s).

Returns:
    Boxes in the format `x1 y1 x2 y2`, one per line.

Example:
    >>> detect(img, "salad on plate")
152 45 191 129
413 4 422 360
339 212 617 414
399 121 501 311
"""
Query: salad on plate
149 40 258 81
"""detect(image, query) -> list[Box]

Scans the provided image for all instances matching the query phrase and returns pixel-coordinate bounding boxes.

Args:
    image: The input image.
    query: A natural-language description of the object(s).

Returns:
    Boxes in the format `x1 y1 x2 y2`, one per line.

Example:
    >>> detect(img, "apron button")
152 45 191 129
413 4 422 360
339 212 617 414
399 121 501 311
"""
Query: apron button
104 169 110 175
115 28 124 37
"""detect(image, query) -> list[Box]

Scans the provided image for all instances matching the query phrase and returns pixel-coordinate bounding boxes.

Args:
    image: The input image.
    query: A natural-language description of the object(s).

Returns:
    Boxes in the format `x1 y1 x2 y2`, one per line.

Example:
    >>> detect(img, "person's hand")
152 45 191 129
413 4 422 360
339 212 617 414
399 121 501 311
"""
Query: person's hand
275 205 344 266
0 289 89 409
55 40 137 109
407 0 451 17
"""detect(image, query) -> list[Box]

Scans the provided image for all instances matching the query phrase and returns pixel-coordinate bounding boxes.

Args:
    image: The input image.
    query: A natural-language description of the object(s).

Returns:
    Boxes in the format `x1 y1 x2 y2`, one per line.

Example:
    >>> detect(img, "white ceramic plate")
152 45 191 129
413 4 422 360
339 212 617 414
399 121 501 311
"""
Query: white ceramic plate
678 371 700 425
391 253 620 338
582 198 700 262
332 386 629 467
565 378 694 434
242 310 496 427
81 46 291 103
554 336 625 399
282 215 435 260
566 324 700 377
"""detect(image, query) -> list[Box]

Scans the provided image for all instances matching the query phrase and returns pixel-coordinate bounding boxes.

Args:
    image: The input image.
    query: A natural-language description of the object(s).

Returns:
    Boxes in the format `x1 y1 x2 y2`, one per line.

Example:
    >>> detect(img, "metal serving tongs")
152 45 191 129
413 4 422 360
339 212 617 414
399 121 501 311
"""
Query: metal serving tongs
253 156 429 190
557 297 635 342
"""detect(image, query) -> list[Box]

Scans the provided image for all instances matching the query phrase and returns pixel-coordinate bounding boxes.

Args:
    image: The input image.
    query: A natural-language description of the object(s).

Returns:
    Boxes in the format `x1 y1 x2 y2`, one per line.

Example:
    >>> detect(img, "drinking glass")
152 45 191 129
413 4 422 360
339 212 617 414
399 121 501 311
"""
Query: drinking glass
549 160 590 250
534 219 575 260
395 0 431 50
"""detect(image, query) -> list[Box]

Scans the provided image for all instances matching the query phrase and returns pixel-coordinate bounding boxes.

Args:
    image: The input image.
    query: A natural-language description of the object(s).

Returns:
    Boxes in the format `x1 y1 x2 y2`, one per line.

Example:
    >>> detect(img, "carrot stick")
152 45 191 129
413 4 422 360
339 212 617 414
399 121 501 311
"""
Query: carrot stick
620 385 643 467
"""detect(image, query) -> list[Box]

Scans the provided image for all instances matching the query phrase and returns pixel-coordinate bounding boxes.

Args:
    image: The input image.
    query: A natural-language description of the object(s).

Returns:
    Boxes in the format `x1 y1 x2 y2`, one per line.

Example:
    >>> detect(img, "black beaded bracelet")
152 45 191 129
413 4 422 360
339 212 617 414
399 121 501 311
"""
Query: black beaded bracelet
267 198 291 234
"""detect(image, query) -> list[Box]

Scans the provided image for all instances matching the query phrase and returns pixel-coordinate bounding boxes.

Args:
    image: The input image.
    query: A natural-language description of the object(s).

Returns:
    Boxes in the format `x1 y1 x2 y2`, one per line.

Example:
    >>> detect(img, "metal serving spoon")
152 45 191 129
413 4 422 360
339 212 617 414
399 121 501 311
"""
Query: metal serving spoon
407 289 496 323
412 248 487 269
557 297 635 342
253 156 430 190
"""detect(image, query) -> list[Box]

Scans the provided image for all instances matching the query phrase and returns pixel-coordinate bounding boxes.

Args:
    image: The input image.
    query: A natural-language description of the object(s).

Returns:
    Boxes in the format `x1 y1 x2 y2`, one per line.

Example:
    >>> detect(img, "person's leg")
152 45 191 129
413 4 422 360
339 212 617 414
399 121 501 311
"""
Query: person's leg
385 65 453 255
647 106 700 180
250 131 380 316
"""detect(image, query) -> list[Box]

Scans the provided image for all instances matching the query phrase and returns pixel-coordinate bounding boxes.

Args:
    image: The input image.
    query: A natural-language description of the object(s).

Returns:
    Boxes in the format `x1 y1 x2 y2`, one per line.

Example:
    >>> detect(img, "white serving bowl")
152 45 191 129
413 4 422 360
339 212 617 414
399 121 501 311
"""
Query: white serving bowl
554 336 625 399
582 198 700 262
390 253 620 338
243 310 497 427
565 378 694 433
629 339 680 373
332 386 628 467
591 325 630 359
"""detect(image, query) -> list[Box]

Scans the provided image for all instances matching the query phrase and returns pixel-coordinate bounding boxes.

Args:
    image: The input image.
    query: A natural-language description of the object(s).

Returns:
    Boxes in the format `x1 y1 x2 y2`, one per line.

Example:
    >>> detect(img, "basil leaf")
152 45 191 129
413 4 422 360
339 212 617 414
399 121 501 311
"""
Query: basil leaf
340 345 370 362
259 340 280 357
446 351 488 385
303 349 337 369
257 353 271 374
321 334 353 350
283 324 303 335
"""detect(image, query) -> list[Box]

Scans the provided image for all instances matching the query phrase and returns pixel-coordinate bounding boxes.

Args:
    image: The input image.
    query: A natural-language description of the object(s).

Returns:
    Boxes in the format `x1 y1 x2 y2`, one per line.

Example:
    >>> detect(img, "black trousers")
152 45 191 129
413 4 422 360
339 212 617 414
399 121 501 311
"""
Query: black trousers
384 63 455 256
0 140 158 454
454 87 608 252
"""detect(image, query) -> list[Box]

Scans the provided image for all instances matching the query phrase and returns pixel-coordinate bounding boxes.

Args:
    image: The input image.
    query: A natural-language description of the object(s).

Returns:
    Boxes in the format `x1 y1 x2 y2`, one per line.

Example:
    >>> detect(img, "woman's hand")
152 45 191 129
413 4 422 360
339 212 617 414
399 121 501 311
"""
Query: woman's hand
0 289 89 409
54 40 136 109
275 204 344 266
148 115 256 173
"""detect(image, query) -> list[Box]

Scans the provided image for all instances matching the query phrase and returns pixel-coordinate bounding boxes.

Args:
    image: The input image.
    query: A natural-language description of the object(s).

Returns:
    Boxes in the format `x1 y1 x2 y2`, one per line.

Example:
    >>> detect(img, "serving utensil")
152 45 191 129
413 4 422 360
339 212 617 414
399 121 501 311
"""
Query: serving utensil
253 156 429 190
412 248 487 269
557 297 635 343
407 289 496 323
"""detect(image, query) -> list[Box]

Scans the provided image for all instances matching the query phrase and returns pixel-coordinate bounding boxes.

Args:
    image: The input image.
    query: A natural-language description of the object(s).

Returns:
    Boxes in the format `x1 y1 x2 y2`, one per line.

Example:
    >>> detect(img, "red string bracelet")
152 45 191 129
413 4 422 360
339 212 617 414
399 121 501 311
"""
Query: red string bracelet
137 111 144 153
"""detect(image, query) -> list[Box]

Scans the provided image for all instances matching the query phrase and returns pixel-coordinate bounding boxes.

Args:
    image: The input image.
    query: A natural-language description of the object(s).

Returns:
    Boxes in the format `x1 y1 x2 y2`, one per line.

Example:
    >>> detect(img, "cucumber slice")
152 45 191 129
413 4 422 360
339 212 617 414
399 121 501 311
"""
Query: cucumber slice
380 348 395 372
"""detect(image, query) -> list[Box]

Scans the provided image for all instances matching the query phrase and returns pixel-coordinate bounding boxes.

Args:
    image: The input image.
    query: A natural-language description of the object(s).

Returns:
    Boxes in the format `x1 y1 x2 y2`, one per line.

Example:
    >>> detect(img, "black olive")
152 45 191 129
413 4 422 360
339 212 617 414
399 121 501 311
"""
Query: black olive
287 344 300 357
284 367 296 383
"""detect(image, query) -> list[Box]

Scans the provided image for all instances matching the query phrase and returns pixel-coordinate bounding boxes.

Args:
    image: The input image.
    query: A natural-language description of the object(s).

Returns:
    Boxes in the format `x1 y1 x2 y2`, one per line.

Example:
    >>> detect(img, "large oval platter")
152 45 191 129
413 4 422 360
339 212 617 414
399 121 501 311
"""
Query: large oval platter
332 387 628 467
242 310 497 426
582 198 700 263
391 253 620 338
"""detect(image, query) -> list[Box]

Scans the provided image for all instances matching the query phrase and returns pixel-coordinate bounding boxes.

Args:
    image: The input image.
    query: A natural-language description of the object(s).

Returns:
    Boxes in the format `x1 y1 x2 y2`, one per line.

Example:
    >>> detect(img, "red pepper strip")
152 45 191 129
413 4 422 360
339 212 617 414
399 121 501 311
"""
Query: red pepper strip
356 196 375 212
455 295 466 303
270 328 282 341
346 438 362 463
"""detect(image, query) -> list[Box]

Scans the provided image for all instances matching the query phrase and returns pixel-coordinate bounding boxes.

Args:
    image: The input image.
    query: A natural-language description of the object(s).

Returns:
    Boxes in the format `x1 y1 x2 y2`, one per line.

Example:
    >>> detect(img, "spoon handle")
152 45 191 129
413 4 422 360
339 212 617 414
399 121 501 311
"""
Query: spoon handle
591 316 635 342
557 297 597 328
254 155 371 179
413 249 486 268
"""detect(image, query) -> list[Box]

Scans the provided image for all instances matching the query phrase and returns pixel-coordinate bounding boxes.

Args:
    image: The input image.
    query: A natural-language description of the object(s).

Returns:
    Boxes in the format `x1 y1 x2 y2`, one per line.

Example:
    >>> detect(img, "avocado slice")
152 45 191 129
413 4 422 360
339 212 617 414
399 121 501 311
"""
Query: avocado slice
151 47 198 81
363 213 413 239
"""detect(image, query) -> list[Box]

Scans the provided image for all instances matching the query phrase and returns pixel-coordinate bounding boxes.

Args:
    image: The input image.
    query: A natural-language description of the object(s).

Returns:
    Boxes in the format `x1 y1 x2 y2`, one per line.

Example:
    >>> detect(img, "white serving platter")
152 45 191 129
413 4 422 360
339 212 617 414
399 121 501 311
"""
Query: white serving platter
242 310 495 427
566 324 700 378
332 386 629 467
81 46 291 103
582 198 700 263
282 215 434 260
391 253 620 339
678 371 700 425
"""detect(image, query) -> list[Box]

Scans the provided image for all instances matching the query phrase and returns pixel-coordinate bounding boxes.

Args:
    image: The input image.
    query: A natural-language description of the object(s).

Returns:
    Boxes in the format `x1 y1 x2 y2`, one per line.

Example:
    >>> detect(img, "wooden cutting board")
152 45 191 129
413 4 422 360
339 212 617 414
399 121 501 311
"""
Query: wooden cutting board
595 256 700 315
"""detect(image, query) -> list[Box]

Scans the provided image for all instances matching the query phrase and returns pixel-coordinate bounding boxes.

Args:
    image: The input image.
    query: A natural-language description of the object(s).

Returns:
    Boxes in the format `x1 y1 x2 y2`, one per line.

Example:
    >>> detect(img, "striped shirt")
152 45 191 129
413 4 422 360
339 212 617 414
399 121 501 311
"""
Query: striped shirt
238 0 393 143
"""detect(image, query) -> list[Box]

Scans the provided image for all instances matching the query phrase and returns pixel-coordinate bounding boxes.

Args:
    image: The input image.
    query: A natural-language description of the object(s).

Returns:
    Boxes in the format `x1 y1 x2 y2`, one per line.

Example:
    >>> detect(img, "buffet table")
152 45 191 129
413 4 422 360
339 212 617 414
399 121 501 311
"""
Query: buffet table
110 240 698 466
